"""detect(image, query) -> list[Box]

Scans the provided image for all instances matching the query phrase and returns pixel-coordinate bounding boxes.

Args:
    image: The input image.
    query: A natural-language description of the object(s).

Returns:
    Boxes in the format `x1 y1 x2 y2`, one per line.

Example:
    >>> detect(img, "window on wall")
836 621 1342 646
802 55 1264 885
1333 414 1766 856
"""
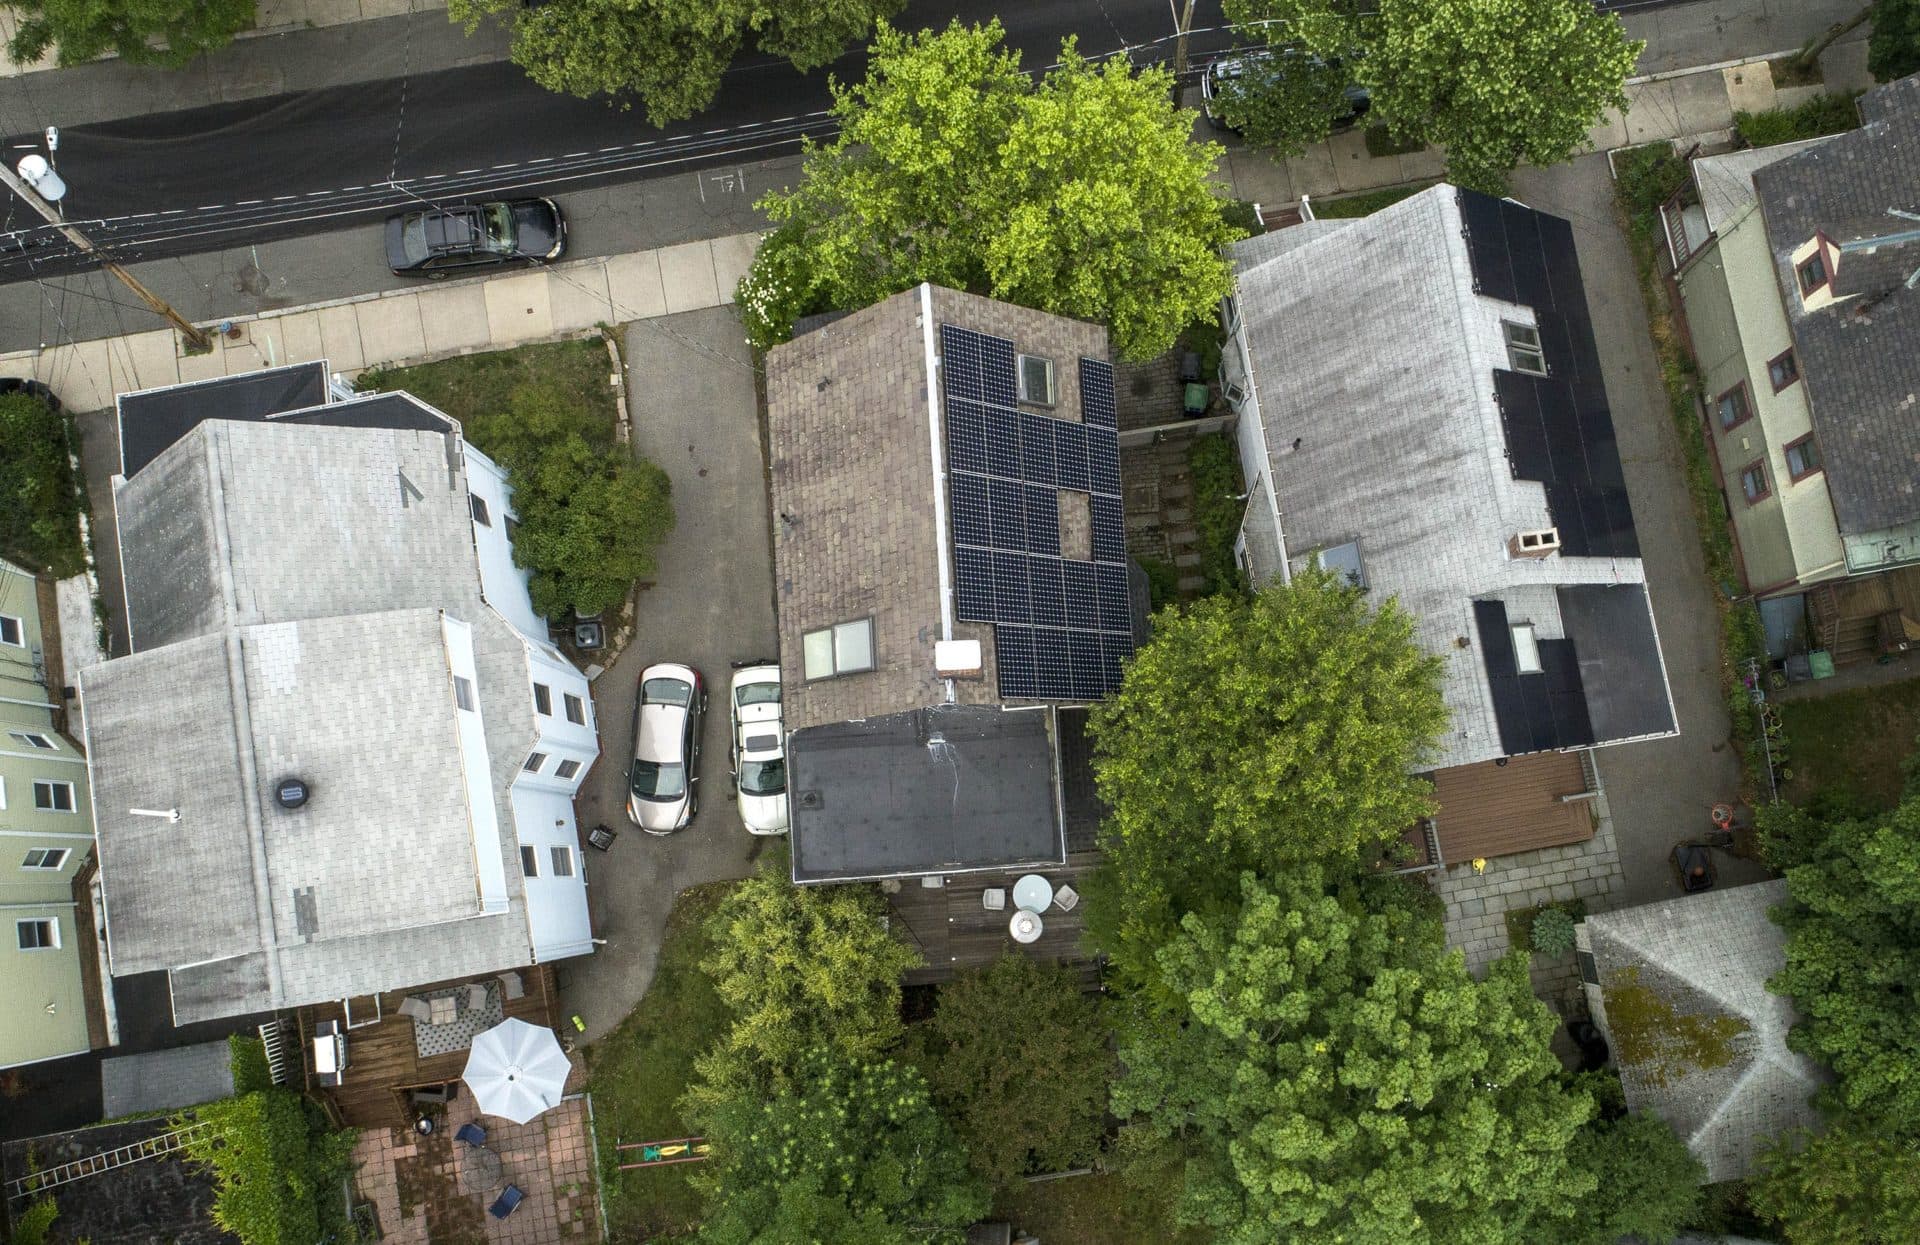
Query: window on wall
1716 383 1752 430
0 614 21 646
1741 460 1771 504
16 918 57 950
10 731 54 750
1767 349 1800 391
1017 354 1056 405
555 759 581 780
564 693 586 725
1796 250 1829 294
519 845 539 877
802 618 876 680
470 494 491 527
550 846 575 878
523 752 547 773
1785 436 1823 481
533 683 553 715
453 675 476 712
1501 322 1547 376
33 780 75 812
21 848 69 870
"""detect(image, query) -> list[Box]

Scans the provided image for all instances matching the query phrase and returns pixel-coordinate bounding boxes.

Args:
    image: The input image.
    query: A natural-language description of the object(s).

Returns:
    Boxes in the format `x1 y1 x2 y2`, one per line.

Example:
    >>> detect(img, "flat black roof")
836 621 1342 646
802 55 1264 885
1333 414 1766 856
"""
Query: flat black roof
118 362 329 477
788 705 1065 883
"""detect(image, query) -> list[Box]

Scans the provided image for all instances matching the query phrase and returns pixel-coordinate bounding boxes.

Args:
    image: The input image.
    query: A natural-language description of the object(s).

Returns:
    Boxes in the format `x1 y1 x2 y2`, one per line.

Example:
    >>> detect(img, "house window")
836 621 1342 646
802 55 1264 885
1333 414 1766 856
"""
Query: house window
533 683 553 715
1796 250 1829 294
1017 354 1056 406
1767 348 1800 392
1741 460 1771 504
1501 322 1547 376
523 751 547 773
505 515 519 542
1511 623 1543 674
0 614 21 646
453 675 476 712
470 495 491 527
550 846 575 878
1785 435 1823 481
33 780 75 812
564 693 586 725
519 845 538 877
555 758 581 781
21 848 69 871
16 918 57 950
1311 541 1367 589
802 618 875 680
1715 383 1752 430
10 731 54 751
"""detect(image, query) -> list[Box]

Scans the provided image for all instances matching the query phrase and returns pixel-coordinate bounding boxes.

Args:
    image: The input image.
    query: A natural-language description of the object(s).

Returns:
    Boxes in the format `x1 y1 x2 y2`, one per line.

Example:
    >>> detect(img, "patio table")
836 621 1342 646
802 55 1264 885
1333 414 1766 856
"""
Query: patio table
459 1144 504 1194
1012 874 1053 914
1010 910 1044 944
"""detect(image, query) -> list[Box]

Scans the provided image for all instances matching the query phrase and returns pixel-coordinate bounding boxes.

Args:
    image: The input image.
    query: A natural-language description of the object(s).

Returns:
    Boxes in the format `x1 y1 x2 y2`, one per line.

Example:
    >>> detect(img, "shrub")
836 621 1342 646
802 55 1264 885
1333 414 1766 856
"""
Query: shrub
178 1090 357 1245
229 1035 273 1096
1531 906 1578 956
10 1197 58 1245
1734 93 1861 148
0 391 87 577
1185 434 1246 597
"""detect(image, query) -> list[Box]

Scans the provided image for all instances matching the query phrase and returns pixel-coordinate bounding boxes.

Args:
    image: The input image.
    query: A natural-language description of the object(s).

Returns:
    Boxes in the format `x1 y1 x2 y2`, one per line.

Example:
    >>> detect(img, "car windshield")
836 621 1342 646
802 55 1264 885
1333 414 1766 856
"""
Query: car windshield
739 757 786 797
644 678 692 707
400 217 429 264
630 759 686 800
483 203 515 254
735 681 781 707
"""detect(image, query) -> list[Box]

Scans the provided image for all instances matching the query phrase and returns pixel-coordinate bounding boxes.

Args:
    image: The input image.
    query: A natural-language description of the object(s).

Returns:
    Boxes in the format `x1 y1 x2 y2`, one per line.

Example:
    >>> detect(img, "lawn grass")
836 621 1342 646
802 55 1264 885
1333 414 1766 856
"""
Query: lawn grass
1312 182 1435 219
585 881 735 1242
358 337 618 432
1778 676 1920 811
995 1172 1204 1245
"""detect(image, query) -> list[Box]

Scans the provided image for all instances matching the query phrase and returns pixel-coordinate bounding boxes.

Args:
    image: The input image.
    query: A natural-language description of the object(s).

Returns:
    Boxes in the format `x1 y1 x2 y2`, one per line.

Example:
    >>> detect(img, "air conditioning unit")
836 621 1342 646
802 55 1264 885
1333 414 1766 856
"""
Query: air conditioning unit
935 639 983 678
1508 528 1561 559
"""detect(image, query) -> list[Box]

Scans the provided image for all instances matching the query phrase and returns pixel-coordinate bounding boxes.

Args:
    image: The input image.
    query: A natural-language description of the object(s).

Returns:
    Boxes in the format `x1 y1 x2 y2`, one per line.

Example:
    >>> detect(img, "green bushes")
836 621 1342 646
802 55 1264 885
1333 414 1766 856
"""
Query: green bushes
1312 183 1433 218
9 1197 59 1245
177 1090 357 1245
228 1035 273 1096
0 391 87 577
1185 434 1246 597
1531 906 1578 956
1734 93 1861 148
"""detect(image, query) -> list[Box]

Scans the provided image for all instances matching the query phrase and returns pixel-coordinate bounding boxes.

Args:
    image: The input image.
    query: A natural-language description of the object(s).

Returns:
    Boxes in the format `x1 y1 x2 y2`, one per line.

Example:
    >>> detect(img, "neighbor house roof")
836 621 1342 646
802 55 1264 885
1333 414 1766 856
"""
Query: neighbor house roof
1753 74 1920 535
83 408 540 1023
1230 186 1676 770
1581 879 1828 1183
1691 138 1831 235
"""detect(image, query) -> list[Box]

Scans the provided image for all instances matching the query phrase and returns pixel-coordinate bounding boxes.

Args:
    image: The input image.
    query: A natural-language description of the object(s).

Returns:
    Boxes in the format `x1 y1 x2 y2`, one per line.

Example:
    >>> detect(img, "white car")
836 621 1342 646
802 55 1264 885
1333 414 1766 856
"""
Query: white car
627 663 705 834
728 663 789 835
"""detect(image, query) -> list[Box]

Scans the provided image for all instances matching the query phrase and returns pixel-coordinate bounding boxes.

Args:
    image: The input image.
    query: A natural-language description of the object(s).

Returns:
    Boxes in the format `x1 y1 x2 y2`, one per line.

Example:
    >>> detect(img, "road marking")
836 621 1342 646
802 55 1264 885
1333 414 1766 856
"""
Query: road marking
236 199 263 206
562 151 589 158
528 157 553 164
456 168 481 175
598 146 624 153
307 190 332 196
492 162 519 169
196 204 226 211
340 184 365 191
422 173 446 179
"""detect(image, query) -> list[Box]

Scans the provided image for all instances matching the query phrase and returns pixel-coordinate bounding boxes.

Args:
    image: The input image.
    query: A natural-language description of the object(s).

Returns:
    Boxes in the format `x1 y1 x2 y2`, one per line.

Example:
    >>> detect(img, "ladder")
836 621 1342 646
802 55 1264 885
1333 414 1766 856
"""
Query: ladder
5 1120 217 1201
259 1018 294 1087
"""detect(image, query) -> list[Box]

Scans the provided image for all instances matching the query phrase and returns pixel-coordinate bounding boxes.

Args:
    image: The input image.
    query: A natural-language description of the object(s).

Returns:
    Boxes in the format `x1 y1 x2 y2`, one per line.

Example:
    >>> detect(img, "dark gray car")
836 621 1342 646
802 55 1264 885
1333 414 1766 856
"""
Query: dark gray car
384 198 566 278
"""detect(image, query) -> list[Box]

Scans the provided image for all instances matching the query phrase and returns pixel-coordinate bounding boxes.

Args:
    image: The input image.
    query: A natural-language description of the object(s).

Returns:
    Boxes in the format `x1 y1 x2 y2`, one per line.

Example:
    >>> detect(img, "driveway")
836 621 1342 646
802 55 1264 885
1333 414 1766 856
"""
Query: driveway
562 305 777 1044
1510 154 1772 906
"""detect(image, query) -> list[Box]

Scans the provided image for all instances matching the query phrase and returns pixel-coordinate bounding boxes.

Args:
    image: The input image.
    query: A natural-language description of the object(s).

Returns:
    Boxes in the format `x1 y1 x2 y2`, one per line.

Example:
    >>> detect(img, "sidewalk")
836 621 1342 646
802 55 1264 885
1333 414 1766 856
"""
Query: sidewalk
0 233 758 410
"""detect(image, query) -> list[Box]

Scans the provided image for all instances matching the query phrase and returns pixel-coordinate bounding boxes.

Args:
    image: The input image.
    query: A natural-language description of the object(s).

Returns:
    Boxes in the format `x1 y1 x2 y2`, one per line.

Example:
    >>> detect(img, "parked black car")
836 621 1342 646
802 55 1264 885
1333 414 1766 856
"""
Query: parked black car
384 198 566 278
0 377 61 411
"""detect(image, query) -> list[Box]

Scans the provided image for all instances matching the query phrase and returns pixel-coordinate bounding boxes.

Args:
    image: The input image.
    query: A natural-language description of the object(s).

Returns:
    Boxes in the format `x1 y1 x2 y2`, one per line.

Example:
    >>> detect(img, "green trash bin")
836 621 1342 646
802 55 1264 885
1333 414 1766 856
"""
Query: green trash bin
1182 382 1209 416
1808 650 1835 679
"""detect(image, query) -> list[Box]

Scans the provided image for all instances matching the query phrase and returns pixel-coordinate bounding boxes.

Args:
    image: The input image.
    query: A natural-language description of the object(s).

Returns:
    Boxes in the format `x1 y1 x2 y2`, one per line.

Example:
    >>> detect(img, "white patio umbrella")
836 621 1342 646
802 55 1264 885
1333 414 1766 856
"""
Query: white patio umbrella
462 1018 571 1124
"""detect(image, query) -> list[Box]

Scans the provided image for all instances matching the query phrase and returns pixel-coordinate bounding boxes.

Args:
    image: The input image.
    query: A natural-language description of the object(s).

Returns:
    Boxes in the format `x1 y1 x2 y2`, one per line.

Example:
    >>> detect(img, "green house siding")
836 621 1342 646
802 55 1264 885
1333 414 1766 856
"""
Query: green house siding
1 901 90 1065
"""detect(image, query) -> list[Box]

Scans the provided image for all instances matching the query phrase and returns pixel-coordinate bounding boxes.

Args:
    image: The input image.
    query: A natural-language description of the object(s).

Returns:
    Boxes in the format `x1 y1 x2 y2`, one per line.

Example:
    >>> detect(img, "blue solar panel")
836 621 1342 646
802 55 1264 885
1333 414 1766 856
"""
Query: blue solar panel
1028 557 1066 627
1091 495 1126 563
946 401 988 473
1096 562 1132 631
1088 426 1121 496
1024 485 1060 556
1062 561 1099 630
941 325 985 401
1080 358 1117 429
989 478 1026 549
981 334 1019 409
986 408 1022 478
1019 412 1057 485
1034 627 1074 699
992 551 1030 625
954 545 994 621
995 626 1038 698
1101 632 1131 689
1055 422 1089 492
951 472 990 546
1069 631 1105 699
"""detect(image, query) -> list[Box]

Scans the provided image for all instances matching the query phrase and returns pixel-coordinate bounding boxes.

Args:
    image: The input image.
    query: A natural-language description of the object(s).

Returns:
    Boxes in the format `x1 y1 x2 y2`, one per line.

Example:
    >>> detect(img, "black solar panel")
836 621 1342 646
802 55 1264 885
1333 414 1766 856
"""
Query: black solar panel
1080 358 1117 429
992 551 1030 625
1062 561 1099 629
1091 495 1126 562
1029 556 1066 626
1034 627 1073 699
940 324 985 401
996 626 1037 697
1056 422 1089 492
951 471 990 546
985 408 1022 478
1020 412 1057 485
1096 563 1131 630
1025 485 1061 556
989 478 1026 549
982 333 1019 408
1089 427 1121 496
946 401 989 473
1069 631 1105 699
955 546 993 621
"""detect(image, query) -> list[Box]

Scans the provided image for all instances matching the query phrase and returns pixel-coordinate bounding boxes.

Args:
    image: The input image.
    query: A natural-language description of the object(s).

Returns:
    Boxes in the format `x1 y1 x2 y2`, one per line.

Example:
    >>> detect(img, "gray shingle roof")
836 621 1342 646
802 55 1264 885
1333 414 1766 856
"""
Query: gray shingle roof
1691 138 1832 234
1582 880 1828 1183
1753 74 1920 534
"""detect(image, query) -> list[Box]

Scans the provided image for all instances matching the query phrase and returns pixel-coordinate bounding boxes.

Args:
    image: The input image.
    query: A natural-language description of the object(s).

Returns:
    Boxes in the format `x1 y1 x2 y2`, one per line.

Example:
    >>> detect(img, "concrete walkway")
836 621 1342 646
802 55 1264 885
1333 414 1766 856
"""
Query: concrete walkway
0 234 759 410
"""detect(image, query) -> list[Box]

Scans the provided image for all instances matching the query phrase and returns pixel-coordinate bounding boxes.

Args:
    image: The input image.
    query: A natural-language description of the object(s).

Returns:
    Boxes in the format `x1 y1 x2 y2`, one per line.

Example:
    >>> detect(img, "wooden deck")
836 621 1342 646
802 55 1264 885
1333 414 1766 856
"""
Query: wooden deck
887 851 1103 987
296 965 563 1129
1811 567 1920 665
1429 752 1597 864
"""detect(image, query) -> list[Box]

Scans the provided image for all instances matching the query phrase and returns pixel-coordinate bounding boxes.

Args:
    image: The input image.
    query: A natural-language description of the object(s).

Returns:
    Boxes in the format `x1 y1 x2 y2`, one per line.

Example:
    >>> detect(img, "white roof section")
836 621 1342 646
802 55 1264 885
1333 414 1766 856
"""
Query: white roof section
1691 137 1835 234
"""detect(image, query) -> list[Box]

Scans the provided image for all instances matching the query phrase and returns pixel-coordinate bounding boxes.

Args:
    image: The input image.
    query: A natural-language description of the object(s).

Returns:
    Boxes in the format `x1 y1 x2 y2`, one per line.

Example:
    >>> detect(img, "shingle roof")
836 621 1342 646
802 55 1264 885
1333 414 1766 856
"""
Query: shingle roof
1691 138 1832 234
1582 880 1828 1183
1753 74 1920 533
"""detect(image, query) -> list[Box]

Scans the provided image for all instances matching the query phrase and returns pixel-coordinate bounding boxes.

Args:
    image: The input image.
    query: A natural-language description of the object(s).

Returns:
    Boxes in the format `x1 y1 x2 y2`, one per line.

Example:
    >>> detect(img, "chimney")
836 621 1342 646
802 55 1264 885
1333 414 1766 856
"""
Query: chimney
1508 528 1561 560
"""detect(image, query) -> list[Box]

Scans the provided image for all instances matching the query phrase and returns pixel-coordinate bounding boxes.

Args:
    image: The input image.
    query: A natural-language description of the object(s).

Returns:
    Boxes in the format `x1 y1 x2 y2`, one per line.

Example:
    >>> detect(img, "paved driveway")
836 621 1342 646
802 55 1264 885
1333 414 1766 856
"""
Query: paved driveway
1510 155 1772 906
561 306 778 1043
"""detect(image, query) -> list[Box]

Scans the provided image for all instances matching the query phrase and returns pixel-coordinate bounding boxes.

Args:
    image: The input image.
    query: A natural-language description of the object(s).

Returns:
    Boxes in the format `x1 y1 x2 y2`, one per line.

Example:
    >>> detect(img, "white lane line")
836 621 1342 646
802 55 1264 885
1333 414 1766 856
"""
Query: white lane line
236 199 263 206
597 146 623 153
562 151 589 158
196 204 227 211
273 195 298 201
528 157 553 164
492 162 519 169
307 190 332 196
340 185 365 191
457 168 482 175
423 173 446 179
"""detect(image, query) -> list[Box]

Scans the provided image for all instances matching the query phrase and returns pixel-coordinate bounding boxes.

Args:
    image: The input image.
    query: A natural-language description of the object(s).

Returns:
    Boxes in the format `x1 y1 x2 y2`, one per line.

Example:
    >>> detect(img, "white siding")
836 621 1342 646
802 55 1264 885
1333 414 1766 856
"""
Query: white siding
509 785 594 961
462 443 548 641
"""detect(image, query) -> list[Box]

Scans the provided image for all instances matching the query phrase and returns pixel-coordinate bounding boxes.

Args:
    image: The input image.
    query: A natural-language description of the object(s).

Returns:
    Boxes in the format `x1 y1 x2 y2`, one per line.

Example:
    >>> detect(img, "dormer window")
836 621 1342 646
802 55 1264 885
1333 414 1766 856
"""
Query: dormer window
1796 249 1829 295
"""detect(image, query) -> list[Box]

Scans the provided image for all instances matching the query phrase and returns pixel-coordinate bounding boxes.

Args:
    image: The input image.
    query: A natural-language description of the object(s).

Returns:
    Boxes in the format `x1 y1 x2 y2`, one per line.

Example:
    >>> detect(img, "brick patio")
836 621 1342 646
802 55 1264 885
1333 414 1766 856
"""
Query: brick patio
349 1074 599 1245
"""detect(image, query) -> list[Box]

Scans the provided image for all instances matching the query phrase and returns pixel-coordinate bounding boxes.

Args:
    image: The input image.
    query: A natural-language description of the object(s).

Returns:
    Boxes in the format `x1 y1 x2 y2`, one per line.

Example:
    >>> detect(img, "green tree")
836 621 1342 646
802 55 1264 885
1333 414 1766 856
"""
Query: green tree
3 0 252 67
741 20 1241 360
1216 1 1369 155
1760 795 1920 1133
694 1050 988 1245
178 1089 358 1245
469 382 674 619
1559 1112 1704 1245
0 391 87 578
1085 570 1444 980
908 956 1111 1192
447 0 899 126
1111 870 1595 1245
1750 1117 1920 1245
688 859 922 1113
1869 0 1920 80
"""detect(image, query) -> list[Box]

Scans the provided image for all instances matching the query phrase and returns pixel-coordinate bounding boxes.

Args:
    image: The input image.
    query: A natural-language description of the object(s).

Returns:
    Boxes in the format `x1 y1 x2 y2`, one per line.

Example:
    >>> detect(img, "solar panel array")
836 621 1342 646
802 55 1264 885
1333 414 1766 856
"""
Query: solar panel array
941 324 1133 700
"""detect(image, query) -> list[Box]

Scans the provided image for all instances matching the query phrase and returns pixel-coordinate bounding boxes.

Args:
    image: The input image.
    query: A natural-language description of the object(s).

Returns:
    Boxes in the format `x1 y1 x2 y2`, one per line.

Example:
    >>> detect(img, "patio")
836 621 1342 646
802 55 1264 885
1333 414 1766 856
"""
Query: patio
349 1084 598 1245
886 850 1103 987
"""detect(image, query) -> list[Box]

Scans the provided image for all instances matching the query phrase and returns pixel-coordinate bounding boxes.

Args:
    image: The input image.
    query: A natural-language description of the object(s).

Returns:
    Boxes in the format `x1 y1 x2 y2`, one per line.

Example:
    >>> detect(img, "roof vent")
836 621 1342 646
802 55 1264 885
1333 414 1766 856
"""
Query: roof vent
935 639 984 678
797 790 823 811
274 777 311 811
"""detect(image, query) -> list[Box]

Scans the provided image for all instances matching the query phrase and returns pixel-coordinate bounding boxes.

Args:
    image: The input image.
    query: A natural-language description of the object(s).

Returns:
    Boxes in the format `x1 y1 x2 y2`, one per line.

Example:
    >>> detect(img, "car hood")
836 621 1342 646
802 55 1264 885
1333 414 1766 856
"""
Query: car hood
740 790 789 834
735 700 782 728
629 790 690 832
510 199 564 260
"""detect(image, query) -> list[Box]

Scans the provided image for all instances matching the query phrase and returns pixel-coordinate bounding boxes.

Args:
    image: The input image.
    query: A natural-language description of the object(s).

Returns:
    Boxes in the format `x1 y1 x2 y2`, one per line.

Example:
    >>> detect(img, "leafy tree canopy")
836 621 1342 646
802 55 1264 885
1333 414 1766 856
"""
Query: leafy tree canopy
1221 0 1641 193
687 860 922 1114
1750 1116 1920 1245
3 0 252 67
740 20 1241 360
448 0 900 126
1870 0 1920 81
1760 793 1920 1133
0 391 87 578
1560 1111 1704 1245
1084 570 1444 980
178 1089 358 1245
908 955 1111 1192
693 1050 988 1245
1111 869 1595 1245
470 382 674 619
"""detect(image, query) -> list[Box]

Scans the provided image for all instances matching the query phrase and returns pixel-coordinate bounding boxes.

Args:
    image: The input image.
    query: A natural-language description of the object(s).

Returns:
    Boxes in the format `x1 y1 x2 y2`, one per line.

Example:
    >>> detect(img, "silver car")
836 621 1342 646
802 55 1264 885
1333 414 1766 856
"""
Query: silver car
728 663 789 835
626 663 705 834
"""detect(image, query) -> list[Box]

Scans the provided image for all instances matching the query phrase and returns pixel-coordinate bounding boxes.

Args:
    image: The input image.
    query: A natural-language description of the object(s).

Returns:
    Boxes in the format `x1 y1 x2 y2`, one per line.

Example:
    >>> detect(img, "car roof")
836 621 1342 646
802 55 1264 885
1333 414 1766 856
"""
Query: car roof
636 702 688 761
730 664 779 690
421 208 483 254
642 662 699 687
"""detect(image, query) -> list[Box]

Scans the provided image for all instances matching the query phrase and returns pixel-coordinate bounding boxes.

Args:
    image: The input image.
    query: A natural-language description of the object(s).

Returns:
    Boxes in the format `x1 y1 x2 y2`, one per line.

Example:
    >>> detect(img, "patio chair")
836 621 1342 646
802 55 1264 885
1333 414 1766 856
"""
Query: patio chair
488 1185 524 1220
396 996 432 1023
464 983 490 1012
454 1123 486 1148
981 888 1006 912
497 971 525 1002
1052 884 1079 913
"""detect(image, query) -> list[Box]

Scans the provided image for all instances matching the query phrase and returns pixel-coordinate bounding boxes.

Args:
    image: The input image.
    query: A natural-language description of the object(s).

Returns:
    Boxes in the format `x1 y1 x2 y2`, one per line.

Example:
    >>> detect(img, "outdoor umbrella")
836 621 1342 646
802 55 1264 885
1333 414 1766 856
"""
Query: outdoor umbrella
462 1018 571 1124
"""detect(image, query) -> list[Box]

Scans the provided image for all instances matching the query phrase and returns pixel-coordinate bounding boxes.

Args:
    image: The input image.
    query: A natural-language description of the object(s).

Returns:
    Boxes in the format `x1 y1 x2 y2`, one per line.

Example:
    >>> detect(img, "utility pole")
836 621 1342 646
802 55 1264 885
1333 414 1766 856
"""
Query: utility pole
1171 0 1197 92
0 160 210 352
